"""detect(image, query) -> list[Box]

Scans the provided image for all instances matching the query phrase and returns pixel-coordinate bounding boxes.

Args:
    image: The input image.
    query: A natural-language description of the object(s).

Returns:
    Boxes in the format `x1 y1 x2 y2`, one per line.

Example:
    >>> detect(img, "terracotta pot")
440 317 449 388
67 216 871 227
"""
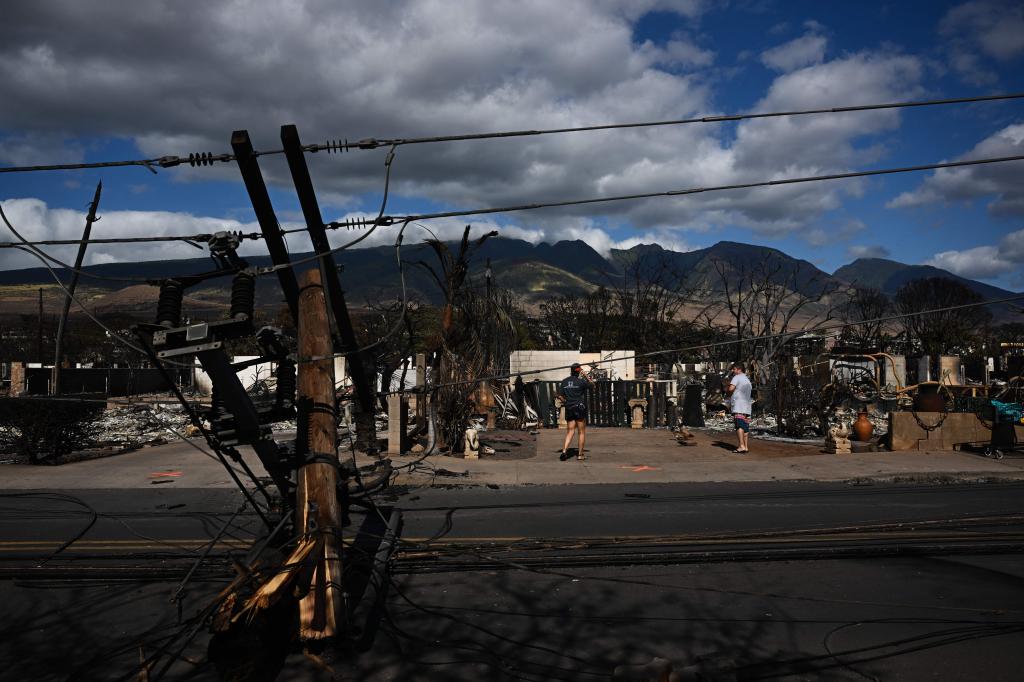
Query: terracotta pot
852 411 874 442
914 383 945 412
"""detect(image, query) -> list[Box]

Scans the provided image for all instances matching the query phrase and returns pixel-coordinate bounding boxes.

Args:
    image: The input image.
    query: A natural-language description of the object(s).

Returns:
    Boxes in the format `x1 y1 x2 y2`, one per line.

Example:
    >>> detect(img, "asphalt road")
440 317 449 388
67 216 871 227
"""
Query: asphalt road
2 481 1024 680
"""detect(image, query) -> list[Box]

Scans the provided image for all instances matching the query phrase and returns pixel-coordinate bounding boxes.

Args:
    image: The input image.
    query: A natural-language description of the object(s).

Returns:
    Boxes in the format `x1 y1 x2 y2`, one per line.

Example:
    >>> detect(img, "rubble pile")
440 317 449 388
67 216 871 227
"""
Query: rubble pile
93 403 193 449
703 411 779 434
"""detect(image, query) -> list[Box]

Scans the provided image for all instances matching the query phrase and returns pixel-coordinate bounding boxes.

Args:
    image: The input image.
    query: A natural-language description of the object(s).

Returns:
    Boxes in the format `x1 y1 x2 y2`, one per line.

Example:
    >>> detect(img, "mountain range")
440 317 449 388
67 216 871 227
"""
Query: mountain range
0 238 1018 320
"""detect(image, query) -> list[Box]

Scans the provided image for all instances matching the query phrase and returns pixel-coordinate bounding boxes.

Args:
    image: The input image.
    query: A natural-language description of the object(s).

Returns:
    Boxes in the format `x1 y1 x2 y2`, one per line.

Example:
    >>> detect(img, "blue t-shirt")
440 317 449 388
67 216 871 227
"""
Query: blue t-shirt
559 375 590 408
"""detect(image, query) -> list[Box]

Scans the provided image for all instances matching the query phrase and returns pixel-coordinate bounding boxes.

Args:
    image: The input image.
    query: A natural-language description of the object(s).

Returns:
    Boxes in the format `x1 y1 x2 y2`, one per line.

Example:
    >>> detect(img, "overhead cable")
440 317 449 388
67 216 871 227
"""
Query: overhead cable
1 91 1021 174
369 154 1024 226
315 91 1024 151
0 231 263 248
5 154 1023 253
6 154 1023 286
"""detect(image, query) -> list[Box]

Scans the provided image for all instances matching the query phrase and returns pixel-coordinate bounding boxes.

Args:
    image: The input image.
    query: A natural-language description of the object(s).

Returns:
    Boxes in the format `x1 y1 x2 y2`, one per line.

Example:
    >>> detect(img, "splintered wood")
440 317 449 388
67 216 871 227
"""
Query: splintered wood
294 268 345 640
225 536 320 627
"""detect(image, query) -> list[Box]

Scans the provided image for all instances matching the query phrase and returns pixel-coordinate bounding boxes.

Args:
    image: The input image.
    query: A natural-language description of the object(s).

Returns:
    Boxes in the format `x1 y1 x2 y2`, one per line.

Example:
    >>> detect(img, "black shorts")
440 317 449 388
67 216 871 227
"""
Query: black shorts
565 404 587 422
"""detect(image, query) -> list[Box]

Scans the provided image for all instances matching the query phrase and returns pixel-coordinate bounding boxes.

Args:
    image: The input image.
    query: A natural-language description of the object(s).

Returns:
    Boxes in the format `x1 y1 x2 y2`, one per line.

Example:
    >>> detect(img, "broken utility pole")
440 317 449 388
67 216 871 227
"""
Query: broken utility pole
280 123 378 453
230 130 300 326
52 181 102 395
295 268 346 639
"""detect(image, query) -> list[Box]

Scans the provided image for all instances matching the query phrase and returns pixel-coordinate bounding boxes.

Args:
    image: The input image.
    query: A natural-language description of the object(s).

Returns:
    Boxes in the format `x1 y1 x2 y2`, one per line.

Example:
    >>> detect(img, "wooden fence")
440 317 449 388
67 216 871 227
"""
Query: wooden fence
527 380 677 428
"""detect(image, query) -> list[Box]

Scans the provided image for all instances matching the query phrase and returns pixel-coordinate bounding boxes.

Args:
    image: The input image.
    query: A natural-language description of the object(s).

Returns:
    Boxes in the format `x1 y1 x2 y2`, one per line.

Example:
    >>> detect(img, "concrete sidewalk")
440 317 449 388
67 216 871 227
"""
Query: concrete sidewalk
1 427 1023 489
393 427 1024 487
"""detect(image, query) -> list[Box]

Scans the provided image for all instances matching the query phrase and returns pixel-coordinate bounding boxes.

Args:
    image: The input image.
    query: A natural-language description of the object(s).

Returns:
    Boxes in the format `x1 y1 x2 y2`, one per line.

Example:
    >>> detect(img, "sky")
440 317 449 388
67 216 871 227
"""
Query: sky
1 0 1023 290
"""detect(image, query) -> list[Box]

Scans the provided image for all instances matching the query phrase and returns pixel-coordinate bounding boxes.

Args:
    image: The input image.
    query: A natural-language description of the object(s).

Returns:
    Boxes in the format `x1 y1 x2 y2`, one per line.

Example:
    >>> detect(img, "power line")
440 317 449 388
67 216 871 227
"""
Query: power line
0 152 236 175
9 153 1018 289
5 152 1023 312
2 92 1022 174
5 154 1023 255
314 91 1024 151
0 231 263 248
364 154 1024 226
0 206 262 283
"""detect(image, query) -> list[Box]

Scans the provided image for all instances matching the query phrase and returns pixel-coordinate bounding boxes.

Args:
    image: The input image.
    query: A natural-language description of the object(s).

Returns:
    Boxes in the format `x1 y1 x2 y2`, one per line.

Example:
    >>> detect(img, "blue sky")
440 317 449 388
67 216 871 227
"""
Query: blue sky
1 0 1022 289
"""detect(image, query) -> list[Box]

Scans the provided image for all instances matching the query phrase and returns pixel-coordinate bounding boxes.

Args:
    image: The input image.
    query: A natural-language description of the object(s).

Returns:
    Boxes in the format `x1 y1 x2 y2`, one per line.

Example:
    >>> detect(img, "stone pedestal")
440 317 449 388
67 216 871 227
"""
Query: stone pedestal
386 394 409 455
555 397 567 429
464 427 480 459
824 421 852 454
628 398 647 429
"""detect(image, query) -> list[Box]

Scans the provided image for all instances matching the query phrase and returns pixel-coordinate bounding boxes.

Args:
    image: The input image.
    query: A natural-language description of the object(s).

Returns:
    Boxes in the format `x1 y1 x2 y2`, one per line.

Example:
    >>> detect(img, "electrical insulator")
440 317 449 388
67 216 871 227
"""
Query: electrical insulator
230 271 255 321
155 279 184 328
276 359 296 409
208 385 226 421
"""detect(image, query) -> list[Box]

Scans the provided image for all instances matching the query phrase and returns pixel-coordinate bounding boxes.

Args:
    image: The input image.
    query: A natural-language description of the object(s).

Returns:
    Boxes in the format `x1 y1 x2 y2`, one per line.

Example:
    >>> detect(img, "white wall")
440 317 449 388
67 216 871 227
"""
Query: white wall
193 356 276 396
509 350 635 382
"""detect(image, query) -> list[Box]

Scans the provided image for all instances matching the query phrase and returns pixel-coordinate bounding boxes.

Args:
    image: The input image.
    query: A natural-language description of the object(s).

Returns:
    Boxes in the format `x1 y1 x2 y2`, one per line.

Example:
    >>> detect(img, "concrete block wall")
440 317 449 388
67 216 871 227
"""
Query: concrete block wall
509 350 579 382
510 350 635 382
598 350 635 380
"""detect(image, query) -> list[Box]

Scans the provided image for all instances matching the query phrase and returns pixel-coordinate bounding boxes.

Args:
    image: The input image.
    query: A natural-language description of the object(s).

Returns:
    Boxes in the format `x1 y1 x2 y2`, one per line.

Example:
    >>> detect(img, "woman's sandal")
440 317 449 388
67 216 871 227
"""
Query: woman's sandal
577 453 586 461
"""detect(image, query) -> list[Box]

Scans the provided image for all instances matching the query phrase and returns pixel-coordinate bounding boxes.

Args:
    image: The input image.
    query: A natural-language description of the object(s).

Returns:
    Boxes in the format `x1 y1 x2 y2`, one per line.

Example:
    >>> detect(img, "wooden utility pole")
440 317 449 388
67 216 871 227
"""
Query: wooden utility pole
295 268 346 639
53 181 102 395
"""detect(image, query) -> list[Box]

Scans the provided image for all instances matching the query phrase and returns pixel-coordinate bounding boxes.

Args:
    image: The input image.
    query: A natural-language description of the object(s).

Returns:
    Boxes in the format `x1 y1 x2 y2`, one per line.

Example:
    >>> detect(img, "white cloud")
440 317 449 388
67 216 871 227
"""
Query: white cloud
926 228 1024 279
887 123 1024 215
0 197 265 272
0 3 926 253
928 245 1010 278
760 33 827 71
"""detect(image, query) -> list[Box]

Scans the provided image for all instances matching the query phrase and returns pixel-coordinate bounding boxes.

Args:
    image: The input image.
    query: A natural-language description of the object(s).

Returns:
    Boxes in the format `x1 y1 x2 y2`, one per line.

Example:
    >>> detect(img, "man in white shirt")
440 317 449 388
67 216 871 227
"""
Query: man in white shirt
726 362 753 453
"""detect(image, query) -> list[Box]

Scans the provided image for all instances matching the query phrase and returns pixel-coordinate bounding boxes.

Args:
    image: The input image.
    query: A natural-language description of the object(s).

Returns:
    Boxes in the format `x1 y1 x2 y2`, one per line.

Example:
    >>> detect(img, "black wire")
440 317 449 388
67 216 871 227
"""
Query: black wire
0 239 155 359
387 574 604 674
385 575 605 679
315 91 1024 151
741 620 1024 679
6 152 1023 273
135 332 275 528
378 153 1024 225
261 144 397 277
0 492 98 566
0 232 262 248
3 91 1021 174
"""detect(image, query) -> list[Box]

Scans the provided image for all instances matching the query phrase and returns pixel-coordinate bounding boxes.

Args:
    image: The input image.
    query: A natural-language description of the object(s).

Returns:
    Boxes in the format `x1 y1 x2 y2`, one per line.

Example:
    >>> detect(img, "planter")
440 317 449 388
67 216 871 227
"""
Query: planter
852 411 874 442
